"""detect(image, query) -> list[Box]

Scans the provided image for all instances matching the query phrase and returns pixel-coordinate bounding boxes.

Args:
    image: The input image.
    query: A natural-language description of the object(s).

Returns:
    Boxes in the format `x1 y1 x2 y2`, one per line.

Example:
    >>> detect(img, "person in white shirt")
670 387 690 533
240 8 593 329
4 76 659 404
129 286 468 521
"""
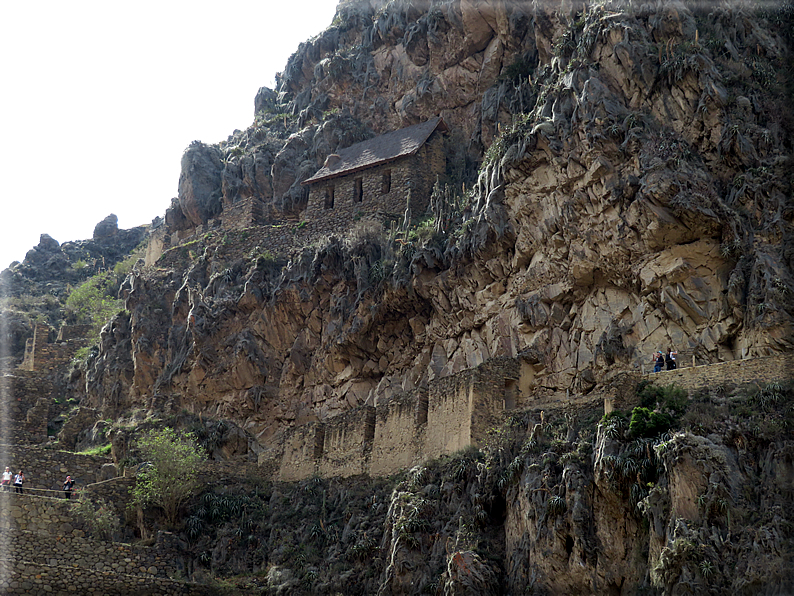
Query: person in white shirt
1 467 11 491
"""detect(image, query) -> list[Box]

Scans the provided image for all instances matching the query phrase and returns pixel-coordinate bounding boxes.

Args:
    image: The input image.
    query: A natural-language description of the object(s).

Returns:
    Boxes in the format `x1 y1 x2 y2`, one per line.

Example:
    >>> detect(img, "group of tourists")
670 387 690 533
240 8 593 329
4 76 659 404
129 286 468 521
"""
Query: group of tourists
1 467 26 493
653 349 677 373
0 467 75 499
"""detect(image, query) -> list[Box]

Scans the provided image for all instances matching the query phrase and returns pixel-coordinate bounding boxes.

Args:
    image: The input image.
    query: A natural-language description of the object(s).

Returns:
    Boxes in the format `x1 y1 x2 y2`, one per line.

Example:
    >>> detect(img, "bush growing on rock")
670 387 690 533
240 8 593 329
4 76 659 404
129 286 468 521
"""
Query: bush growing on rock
72 493 120 540
629 407 673 439
131 427 206 525
64 271 124 333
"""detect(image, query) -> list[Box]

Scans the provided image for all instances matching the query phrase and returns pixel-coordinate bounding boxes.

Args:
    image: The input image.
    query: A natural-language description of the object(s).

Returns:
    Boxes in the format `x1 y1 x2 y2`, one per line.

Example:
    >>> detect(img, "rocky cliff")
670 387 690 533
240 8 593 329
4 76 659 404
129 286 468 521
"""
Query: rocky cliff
79 0 793 438
0 214 147 366
2 0 793 594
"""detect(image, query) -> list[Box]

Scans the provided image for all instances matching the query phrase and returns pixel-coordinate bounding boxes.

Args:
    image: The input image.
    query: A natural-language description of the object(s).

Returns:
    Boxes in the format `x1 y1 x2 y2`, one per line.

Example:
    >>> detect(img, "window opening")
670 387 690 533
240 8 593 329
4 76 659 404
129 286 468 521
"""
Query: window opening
381 170 391 194
324 186 335 209
354 177 363 203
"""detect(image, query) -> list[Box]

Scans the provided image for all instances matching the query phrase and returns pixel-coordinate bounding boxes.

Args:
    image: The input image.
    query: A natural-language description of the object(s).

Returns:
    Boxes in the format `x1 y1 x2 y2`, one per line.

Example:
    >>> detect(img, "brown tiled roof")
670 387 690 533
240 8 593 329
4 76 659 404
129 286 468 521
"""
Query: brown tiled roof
302 117 447 185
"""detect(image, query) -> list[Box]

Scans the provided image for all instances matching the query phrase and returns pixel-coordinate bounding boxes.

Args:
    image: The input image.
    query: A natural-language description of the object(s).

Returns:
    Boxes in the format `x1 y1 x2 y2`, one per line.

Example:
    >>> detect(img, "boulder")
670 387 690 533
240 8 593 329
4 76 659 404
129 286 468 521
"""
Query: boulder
177 141 224 227
93 214 119 240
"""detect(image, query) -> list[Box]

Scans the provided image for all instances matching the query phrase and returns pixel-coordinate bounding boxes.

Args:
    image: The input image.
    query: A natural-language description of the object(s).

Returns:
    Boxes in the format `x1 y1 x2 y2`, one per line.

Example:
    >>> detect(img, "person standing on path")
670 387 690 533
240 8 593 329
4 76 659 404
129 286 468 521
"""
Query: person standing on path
1 467 11 491
653 351 664 373
13 470 25 494
62 476 74 499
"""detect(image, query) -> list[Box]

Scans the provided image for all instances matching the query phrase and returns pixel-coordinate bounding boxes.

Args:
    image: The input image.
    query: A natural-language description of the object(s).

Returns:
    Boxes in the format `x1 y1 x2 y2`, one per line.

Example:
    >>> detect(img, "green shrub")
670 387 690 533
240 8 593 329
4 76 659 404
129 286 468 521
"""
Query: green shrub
629 407 672 438
499 56 534 82
72 493 120 540
637 382 688 417
65 271 123 330
71 346 94 367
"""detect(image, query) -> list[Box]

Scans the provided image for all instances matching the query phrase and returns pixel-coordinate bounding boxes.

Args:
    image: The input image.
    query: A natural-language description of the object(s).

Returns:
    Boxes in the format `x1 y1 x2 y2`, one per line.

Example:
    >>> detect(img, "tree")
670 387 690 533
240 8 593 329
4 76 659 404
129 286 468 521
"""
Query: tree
131 427 206 525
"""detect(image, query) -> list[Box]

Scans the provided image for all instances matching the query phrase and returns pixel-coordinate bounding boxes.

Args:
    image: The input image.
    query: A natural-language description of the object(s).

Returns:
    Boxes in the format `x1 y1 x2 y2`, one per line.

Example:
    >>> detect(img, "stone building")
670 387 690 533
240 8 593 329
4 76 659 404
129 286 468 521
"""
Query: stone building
302 117 448 225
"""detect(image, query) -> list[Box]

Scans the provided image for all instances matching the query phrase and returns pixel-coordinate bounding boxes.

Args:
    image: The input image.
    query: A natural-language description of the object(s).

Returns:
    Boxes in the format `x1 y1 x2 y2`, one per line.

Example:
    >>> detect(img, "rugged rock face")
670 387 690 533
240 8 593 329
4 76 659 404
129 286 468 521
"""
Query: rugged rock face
127 386 789 596
176 142 225 228
0 216 147 361
3 1 793 594
83 0 793 438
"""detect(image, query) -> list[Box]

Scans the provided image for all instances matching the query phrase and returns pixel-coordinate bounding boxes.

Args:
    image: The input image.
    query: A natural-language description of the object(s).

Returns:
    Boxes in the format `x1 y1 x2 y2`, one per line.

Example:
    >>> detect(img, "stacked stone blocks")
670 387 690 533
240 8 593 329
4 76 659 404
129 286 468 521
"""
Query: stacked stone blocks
278 357 521 480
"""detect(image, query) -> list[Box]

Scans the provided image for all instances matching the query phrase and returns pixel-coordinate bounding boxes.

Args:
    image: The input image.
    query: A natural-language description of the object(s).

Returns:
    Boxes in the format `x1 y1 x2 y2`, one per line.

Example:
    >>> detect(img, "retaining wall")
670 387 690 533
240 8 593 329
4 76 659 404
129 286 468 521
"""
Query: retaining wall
646 353 794 391
0 525 184 578
0 493 84 537
0 444 113 494
0 560 210 596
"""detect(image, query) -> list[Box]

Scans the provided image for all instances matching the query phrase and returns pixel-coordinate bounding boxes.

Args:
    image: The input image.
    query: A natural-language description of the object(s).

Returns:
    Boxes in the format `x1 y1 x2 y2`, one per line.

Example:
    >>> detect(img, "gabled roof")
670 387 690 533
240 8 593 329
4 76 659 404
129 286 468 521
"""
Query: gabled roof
302 117 447 185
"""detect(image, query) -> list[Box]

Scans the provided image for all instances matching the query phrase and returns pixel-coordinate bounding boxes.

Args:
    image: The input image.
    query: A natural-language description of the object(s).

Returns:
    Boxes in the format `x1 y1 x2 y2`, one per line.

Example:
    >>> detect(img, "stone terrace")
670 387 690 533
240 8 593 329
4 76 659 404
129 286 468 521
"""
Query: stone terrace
0 324 219 594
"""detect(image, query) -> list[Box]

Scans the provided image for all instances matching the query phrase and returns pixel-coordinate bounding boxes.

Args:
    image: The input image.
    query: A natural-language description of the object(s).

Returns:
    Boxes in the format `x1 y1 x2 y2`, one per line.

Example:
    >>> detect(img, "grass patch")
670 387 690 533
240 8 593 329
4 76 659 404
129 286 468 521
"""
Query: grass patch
76 444 112 456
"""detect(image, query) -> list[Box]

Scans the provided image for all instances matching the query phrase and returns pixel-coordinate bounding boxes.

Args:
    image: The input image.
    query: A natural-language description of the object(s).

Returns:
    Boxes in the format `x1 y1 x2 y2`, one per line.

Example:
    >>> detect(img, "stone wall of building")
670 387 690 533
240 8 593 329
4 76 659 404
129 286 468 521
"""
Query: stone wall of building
303 131 445 228
4 371 55 445
19 323 86 374
222 197 266 231
56 325 92 342
278 423 324 482
370 391 426 476
277 357 516 480
468 357 521 446
275 353 794 481
318 405 375 478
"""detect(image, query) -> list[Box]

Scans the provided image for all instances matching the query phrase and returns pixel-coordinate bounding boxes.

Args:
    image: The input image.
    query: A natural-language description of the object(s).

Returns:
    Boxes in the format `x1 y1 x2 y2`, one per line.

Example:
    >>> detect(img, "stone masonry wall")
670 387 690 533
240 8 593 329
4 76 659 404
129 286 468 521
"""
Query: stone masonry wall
19 324 50 372
279 357 514 480
279 423 324 482
424 371 475 459
304 132 444 227
0 493 84 537
0 444 113 495
222 197 266 231
56 325 92 342
0 521 182 577
0 560 210 596
0 492 215 594
83 477 134 519
318 405 375 478
4 371 55 444
370 390 426 476
151 132 446 267
469 357 520 446
646 353 794 392
20 323 86 375
0 530 211 595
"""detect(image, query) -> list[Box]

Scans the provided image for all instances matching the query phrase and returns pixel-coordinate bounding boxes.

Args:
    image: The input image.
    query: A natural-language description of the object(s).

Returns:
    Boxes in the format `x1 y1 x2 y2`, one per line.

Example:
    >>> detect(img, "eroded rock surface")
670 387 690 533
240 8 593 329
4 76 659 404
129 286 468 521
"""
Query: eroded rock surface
78 1 793 446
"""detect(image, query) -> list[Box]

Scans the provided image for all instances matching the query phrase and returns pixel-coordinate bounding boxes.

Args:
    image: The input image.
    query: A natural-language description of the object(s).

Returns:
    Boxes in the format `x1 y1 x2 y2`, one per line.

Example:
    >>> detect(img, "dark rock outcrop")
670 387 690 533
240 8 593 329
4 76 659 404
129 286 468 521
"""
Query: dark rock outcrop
93 214 119 240
176 141 224 227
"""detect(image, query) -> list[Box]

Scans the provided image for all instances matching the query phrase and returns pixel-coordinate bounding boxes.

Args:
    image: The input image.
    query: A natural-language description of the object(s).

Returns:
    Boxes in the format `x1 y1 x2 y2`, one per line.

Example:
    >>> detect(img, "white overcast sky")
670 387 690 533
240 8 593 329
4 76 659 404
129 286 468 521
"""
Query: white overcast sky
0 1 339 269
